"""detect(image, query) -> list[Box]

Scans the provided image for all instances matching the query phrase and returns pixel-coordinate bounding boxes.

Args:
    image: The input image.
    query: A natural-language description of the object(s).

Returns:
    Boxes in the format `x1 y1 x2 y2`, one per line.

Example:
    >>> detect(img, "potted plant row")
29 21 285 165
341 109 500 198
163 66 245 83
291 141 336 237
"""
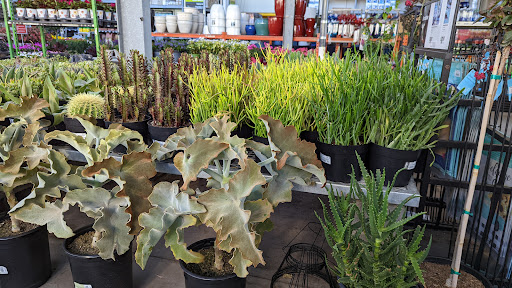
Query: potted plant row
5 92 326 288
15 0 115 21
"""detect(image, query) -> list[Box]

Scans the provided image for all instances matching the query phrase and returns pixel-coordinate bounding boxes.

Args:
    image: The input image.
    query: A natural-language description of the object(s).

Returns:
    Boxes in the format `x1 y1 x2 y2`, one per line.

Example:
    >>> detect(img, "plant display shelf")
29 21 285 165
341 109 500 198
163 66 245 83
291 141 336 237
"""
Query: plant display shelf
456 21 492 29
151 32 354 44
7 19 95 27
55 146 420 207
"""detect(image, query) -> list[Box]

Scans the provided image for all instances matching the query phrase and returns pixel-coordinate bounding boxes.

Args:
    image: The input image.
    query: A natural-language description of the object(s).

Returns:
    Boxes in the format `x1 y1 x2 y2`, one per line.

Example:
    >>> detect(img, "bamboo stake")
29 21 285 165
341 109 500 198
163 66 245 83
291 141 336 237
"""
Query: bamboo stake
446 46 511 288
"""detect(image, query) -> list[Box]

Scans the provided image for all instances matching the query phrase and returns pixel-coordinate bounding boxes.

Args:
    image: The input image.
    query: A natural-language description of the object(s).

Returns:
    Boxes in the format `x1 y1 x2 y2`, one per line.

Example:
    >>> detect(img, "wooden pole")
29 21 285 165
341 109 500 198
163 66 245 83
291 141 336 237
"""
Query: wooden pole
446 46 511 288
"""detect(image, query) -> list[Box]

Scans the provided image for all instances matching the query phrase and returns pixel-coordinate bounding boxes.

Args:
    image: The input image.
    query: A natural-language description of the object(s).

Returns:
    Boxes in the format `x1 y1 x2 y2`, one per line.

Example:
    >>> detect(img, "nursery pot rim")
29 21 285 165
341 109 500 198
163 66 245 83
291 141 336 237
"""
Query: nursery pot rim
146 120 185 129
179 237 241 282
0 216 46 241
370 142 420 153
63 226 110 259
419 256 493 288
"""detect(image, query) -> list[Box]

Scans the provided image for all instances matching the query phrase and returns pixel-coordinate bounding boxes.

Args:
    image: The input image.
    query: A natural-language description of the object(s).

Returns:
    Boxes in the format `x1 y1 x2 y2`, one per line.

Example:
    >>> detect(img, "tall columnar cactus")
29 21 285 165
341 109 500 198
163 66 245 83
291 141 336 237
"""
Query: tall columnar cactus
318 155 431 288
67 93 105 119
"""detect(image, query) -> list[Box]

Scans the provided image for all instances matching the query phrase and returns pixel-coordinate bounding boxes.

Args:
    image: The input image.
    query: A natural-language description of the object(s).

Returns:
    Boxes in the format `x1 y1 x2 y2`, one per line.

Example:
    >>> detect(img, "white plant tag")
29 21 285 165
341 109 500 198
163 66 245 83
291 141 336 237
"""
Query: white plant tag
319 153 331 165
74 282 92 288
72 132 87 138
404 161 416 170
152 140 165 145
0 266 8 274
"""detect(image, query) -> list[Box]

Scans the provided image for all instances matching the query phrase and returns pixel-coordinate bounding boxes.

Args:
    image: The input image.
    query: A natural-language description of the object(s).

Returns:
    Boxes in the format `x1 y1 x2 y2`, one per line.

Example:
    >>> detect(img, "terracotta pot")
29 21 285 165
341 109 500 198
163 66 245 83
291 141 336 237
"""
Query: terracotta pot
268 16 283 36
293 16 305 37
295 0 307 17
275 0 285 17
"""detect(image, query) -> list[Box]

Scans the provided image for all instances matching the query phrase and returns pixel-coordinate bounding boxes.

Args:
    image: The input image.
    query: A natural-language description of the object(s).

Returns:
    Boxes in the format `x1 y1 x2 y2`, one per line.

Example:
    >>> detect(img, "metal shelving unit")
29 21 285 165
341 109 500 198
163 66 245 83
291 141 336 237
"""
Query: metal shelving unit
56 146 420 207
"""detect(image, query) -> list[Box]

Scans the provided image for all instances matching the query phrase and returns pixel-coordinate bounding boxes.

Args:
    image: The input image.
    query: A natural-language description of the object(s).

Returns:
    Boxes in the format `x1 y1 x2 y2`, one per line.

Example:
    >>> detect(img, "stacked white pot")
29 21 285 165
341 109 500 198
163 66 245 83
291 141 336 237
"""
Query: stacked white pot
197 14 205 34
166 14 177 33
226 5 241 35
209 4 225 35
185 8 201 34
177 12 193 34
154 15 167 33
240 13 250 35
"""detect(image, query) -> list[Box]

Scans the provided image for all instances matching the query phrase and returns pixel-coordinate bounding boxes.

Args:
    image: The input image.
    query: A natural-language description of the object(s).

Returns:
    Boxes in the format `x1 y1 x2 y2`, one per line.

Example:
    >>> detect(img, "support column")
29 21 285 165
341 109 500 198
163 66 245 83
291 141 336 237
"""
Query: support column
282 0 295 50
117 0 152 56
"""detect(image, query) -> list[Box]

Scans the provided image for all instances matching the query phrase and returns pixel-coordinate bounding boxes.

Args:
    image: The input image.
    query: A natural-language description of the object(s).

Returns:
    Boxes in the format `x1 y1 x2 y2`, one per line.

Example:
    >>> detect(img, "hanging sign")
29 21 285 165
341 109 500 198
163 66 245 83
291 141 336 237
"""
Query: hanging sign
422 0 457 50
16 25 27 34
185 0 204 9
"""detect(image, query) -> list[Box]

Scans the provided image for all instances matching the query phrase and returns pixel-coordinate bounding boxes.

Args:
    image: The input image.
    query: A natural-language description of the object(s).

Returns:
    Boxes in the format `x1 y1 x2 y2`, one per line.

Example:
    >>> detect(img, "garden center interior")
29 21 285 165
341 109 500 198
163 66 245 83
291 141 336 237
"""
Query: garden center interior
0 0 511 287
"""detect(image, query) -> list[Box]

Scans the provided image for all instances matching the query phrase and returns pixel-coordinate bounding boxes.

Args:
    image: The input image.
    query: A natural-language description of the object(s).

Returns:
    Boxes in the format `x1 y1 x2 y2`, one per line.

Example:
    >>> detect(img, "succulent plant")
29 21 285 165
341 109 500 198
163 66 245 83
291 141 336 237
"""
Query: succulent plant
67 93 105 119
136 115 326 277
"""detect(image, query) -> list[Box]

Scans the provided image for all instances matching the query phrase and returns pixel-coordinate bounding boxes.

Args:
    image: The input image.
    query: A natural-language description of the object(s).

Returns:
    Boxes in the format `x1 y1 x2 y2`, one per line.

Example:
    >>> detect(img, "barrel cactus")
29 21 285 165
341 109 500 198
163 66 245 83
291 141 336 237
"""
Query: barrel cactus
67 93 105 119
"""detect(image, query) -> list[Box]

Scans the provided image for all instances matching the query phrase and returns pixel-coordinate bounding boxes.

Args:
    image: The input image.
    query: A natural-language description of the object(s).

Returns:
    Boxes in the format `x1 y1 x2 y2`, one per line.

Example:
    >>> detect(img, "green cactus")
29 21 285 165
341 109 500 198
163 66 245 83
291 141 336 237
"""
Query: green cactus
318 155 431 288
66 93 105 119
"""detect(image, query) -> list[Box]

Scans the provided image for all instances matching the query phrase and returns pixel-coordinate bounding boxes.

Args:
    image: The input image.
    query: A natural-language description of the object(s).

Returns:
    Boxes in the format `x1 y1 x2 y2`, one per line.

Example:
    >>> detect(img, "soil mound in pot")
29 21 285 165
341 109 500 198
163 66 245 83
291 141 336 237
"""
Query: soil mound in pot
67 231 100 255
420 262 484 288
185 247 234 277
0 218 38 237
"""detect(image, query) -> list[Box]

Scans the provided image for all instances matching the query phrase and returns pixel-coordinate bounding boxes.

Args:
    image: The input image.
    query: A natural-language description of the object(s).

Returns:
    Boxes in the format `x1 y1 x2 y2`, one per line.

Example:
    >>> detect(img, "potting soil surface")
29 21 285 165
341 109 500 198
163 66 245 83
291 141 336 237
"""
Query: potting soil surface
0 218 38 237
420 262 485 288
67 231 100 255
185 247 235 277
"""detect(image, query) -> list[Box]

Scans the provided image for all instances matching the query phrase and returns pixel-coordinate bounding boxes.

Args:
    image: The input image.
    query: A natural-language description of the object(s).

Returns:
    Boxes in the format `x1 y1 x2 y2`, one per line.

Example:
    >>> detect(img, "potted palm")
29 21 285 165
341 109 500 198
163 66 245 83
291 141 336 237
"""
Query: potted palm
135 115 326 288
318 155 431 287
12 118 154 288
0 97 55 288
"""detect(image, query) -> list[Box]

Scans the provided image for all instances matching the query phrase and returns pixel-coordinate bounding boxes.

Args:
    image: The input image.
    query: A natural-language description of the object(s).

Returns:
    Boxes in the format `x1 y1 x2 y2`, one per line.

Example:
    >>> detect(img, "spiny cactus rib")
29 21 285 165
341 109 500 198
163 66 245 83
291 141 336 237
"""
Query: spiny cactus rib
67 93 105 119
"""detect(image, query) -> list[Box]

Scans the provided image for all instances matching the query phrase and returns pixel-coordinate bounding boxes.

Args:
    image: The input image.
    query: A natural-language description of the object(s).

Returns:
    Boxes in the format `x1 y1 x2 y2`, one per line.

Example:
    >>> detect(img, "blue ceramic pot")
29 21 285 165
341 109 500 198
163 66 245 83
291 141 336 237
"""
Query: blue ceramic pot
245 24 256 35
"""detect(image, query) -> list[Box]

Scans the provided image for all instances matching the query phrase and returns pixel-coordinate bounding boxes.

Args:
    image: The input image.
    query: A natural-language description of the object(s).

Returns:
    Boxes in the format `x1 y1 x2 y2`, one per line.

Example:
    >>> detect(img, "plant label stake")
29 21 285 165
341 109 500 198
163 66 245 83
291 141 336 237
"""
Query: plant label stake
446 46 511 288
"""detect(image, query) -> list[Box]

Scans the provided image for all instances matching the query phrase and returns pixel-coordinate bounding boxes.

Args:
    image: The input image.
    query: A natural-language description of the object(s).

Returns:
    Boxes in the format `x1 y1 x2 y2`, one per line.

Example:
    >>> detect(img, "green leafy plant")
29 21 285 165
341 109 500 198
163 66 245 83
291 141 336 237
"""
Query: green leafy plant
318 155 431 287
66 93 105 119
480 0 512 46
135 115 326 277
189 64 253 125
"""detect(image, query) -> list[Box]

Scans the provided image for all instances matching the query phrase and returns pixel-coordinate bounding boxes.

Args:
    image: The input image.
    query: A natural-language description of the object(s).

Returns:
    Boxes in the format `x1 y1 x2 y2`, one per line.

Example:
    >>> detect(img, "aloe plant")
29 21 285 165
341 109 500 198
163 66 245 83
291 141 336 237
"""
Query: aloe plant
318 155 431 288
0 96 72 234
136 115 326 277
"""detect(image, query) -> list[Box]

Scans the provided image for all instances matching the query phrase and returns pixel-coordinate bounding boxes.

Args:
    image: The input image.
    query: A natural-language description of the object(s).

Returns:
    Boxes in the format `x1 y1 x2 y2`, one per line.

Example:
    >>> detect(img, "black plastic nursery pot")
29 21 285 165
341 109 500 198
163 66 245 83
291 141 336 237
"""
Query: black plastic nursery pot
43 114 66 132
368 143 421 187
317 142 368 183
180 238 246 288
0 221 52 288
147 122 179 142
64 226 133 288
300 131 319 144
252 134 269 145
232 123 252 139
64 117 105 133
417 257 492 288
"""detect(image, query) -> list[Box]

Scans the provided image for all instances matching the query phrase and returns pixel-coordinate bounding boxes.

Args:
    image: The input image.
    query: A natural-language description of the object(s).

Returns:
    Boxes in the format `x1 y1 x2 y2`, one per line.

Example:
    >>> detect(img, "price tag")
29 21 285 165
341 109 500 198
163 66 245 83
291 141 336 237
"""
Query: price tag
0 266 8 274
319 153 331 165
404 161 416 170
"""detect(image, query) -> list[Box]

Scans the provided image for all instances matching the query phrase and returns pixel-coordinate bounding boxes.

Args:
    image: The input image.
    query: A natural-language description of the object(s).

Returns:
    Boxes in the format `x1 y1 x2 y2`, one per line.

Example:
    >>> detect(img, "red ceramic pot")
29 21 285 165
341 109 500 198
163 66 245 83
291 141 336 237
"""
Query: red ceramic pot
295 0 307 17
268 16 283 36
306 18 315 29
275 0 284 17
294 16 305 37
306 27 314 37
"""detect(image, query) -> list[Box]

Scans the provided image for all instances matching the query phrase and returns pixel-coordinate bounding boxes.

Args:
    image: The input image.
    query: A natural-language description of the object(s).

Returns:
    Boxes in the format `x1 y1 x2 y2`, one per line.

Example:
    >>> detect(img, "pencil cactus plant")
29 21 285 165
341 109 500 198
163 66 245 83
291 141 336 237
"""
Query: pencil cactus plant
318 155 431 288
136 115 326 277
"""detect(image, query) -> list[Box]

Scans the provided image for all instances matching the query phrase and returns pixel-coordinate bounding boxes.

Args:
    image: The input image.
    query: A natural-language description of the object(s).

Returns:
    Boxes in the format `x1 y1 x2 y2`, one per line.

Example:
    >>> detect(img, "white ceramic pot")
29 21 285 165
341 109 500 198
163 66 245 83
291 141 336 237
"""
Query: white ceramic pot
78 8 88 19
58 9 69 19
207 14 211 31
226 19 240 28
26 8 37 18
210 26 225 35
47 9 56 19
105 11 112 20
184 7 199 14
154 15 166 23
70 9 78 19
226 27 240 35
191 14 199 33
226 5 240 20
177 20 193 33
36 8 47 19
16 8 25 18
210 4 225 19
155 23 167 33
166 22 178 33
176 12 192 21
210 18 225 27
96 10 104 19
166 15 177 22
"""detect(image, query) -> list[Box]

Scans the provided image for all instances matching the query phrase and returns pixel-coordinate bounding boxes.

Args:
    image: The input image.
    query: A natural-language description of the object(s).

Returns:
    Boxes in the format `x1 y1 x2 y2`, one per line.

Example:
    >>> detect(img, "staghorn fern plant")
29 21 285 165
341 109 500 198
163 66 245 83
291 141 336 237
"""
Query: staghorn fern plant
66 93 105 119
318 155 431 288
135 115 326 277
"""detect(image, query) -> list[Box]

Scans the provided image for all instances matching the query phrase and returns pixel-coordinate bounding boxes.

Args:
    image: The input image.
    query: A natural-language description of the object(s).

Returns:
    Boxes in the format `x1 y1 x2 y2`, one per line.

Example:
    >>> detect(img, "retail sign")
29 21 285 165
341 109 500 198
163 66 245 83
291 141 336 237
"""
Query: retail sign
185 0 204 9
16 24 27 34
422 0 457 50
